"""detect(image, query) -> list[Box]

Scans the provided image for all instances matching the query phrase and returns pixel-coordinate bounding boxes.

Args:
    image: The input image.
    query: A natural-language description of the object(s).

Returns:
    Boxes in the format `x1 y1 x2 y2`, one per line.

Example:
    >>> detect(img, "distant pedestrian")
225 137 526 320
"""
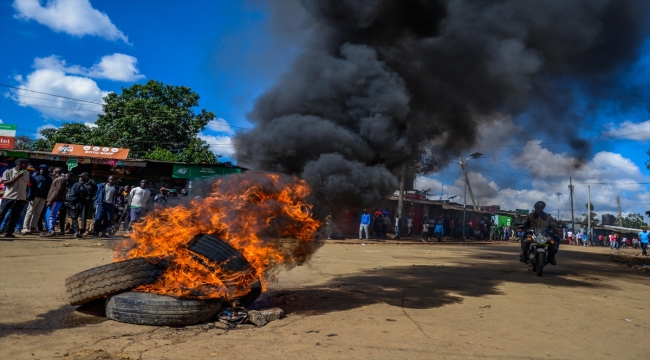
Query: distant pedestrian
382 214 390 239
597 234 603 247
434 221 444 242
77 173 97 235
62 173 89 238
407 215 413 237
21 164 51 235
374 213 384 240
581 231 589 246
324 213 332 240
567 230 573 245
94 175 119 237
394 214 402 240
638 227 649 256
422 221 429 242
127 179 151 232
42 168 66 237
359 209 370 240
0 159 30 239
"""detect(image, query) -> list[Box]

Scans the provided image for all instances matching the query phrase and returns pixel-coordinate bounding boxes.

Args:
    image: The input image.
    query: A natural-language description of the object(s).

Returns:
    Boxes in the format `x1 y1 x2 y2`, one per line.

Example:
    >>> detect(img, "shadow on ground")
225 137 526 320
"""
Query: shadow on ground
252 245 647 315
0 299 107 337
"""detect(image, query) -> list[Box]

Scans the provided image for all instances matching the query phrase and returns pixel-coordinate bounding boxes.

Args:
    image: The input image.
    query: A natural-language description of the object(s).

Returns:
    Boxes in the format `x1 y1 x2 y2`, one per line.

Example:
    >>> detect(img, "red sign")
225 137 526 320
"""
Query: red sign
405 193 427 201
0 136 15 149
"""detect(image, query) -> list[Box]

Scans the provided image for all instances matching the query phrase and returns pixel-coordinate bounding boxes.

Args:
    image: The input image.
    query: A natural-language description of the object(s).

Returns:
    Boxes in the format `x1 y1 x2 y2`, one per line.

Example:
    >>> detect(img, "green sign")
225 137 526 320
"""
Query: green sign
0 150 28 157
66 157 78 171
172 164 241 179
515 209 530 215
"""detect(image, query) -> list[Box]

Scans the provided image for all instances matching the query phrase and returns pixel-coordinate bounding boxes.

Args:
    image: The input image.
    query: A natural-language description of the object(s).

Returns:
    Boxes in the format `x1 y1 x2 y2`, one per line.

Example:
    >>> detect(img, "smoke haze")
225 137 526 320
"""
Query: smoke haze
235 0 649 207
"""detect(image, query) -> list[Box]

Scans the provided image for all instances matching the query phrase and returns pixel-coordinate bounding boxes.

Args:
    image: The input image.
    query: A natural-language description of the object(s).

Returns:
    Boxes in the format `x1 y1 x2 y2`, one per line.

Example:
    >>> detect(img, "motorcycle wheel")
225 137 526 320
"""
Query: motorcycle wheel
536 252 544 276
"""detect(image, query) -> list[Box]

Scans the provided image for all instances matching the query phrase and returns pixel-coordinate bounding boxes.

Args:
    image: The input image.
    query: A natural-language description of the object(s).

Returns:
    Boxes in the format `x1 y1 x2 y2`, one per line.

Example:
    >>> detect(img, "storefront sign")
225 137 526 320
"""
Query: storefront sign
404 193 427 201
0 150 28 157
0 124 17 150
51 143 130 159
172 164 241 179
515 209 530 215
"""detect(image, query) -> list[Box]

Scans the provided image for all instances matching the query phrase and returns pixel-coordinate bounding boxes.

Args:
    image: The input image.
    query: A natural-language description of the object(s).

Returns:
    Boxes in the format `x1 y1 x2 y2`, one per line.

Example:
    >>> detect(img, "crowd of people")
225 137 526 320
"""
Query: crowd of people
0 158 188 241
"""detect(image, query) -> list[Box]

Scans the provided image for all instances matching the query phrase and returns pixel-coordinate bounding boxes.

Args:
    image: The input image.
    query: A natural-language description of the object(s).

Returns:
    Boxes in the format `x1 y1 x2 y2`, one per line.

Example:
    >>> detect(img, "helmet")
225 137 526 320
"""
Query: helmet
534 201 546 210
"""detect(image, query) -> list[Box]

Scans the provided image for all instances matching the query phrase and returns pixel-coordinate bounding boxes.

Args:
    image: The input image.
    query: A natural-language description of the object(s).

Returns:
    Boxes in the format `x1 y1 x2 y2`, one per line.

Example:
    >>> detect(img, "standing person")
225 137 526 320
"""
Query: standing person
324 213 332 240
119 184 133 231
63 174 89 238
57 173 76 235
615 233 621 250
0 159 30 239
567 229 573 245
127 179 151 232
154 187 170 211
638 227 649 256
167 189 180 206
94 176 119 237
433 221 444 242
422 220 429 242
597 234 604 247
41 167 66 237
382 212 391 239
374 213 384 240
490 223 497 241
407 215 413 237
77 173 97 235
394 214 402 240
21 165 51 234
582 231 589 246
359 209 370 240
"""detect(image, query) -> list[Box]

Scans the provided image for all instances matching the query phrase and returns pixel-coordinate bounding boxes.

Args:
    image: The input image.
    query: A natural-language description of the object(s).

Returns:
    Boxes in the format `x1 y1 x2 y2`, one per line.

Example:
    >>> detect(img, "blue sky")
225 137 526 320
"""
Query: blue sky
0 0 648 221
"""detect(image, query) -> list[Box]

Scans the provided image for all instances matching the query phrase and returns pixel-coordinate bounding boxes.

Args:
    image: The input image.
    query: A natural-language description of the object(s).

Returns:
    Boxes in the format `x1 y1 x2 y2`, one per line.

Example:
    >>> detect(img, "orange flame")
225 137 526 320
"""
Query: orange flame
113 172 322 300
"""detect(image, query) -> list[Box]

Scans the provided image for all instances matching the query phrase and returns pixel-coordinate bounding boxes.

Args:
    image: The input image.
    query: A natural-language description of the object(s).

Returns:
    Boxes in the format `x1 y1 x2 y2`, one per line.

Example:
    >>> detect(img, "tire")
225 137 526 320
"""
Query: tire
237 280 262 307
65 258 162 306
187 234 253 273
536 252 544 277
106 291 223 326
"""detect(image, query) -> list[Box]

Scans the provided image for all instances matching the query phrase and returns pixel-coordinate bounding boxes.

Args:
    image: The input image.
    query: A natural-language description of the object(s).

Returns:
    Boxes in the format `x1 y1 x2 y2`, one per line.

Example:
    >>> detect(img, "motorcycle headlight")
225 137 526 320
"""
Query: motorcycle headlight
535 236 548 244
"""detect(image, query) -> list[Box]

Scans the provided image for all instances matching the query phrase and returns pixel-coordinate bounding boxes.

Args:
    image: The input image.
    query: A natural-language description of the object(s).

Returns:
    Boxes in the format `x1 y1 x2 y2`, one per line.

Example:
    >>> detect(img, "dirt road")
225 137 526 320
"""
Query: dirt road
1 237 649 359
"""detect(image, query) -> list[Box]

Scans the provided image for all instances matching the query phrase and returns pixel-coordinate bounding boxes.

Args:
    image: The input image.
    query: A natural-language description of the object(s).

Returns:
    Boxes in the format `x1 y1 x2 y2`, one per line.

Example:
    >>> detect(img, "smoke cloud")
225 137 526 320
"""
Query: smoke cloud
235 0 649 207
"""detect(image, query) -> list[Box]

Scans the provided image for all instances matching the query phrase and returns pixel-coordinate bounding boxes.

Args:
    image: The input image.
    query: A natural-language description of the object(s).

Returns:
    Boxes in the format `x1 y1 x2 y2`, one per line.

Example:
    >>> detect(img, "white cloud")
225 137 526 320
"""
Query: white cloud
0 119 3 124
603 120 650 141
13 0 130 43
34 54 144 82
198 133 235 159
206 118 235 135
417 145 650 223
13 60 108 121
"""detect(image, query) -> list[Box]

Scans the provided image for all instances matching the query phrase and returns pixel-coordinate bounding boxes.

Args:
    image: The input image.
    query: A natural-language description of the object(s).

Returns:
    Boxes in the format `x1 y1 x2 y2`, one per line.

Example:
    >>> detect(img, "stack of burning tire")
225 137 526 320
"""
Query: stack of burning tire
65 234 261 326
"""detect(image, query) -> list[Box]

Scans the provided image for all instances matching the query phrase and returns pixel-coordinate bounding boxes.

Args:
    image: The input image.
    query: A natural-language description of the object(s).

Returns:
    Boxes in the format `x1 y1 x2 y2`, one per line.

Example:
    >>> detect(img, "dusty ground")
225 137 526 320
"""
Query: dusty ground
1 235 649 360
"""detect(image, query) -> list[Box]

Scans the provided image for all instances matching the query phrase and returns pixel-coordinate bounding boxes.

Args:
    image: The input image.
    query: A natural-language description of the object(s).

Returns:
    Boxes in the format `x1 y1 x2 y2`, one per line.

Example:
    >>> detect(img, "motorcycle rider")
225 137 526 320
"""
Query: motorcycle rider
519 201 561 265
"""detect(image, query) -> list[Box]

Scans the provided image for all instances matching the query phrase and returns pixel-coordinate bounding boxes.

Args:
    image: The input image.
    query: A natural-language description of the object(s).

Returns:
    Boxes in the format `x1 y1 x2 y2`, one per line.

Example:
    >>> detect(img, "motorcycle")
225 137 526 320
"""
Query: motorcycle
524 228 555 276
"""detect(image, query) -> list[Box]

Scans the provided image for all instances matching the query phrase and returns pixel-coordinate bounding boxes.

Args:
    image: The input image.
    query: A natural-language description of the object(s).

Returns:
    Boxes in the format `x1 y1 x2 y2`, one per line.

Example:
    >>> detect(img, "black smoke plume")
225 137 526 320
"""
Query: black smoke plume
234 0 649 207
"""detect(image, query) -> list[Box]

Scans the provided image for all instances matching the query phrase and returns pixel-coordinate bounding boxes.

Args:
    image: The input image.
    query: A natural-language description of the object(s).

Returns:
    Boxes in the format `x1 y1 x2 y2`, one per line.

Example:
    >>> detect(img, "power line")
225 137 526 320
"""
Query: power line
0 83 105 105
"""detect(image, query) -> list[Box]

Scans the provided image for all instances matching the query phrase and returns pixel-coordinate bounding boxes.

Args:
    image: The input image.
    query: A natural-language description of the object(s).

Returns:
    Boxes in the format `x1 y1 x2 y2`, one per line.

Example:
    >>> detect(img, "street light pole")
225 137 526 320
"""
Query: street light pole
460 152 483 238
556 192 562 220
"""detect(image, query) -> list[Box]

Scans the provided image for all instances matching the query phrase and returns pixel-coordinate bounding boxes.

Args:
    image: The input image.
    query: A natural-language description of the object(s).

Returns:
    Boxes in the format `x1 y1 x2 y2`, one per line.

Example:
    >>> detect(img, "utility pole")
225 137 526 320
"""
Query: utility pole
556 192 562 220
459 152 483 238
569 177 575 232
397 163 406 220
616 196 622 226
587 185 591 239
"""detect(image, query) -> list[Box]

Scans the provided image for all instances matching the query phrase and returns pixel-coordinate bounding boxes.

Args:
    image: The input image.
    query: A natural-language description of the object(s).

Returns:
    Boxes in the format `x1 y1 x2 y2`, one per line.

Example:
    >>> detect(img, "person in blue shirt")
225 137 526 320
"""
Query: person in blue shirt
359 209 371 240
639 227 649 256
434 221 444 242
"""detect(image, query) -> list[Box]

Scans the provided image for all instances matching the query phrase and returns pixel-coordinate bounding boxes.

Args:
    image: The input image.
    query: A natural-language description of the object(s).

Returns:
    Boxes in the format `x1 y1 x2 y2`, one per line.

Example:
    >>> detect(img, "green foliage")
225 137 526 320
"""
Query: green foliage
581 203 599 226
618 213 648 228
12 136 34 150
31 80 219 164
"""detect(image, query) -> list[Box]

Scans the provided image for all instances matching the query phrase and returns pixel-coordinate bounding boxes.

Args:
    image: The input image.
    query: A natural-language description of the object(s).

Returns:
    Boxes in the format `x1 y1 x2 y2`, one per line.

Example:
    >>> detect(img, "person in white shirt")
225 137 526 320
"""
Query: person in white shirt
567 230 573 245
127 179 150 232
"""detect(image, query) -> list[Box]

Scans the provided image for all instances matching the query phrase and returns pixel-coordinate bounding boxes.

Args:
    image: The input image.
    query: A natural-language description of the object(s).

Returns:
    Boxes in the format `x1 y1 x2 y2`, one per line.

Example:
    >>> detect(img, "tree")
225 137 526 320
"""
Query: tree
621 213 648 228
31 80 218 163
95 80 217 163
581 203 599 227
12 136 34 150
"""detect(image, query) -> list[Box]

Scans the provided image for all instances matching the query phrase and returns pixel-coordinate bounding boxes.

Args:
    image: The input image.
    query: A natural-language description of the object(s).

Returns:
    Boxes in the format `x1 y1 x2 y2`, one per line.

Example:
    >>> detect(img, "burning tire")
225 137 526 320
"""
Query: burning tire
65 258 162 306
188 234 262 304
105 291 223 326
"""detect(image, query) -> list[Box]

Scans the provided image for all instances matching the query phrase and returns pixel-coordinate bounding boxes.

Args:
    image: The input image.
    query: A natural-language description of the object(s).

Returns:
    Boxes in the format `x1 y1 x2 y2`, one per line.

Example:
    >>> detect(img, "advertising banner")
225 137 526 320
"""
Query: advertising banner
172 164 241 179
51 143 130 159
0 124 17 150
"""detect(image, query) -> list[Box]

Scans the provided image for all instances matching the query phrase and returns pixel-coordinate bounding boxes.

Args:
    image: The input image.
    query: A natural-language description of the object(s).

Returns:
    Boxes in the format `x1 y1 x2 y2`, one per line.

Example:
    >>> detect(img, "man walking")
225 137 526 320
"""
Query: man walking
56 173 76 235
94 176 119 237
639 227 649 256
434 221 444 242
127 179 151 232
0 158 30 239
407 215 413 237
394 214 402 240
359 209 370 240
21 164 51 234
63 174 89 238
42 168 66 237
